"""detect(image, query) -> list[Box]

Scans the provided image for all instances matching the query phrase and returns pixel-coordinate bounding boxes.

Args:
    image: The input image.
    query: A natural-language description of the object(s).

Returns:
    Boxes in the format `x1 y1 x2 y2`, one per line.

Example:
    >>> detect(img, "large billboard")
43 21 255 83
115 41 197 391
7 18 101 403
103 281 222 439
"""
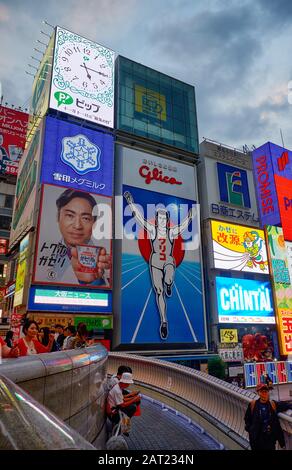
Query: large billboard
252 142 292 227
41 116 114 196
117 56 199 154
33 184 112 289
266 225 292 355
198 143 259 226
211 220 269 274
118 146 207 349
49 27 115 128
10 122 43 249
0 106 29 175
216 276 275 324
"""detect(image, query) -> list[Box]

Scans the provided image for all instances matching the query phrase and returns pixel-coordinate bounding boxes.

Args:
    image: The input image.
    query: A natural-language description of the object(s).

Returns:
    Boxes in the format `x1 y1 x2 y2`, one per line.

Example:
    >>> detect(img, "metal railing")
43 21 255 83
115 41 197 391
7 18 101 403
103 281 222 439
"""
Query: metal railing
0 345 108 449
108 352 292 450
0 374 95 450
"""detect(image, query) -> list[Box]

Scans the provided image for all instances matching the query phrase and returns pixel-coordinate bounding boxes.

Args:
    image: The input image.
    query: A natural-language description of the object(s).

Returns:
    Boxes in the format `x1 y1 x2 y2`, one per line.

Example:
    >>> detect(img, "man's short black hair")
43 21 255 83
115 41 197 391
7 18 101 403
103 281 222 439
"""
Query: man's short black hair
117 365 132 375
56 189 97 215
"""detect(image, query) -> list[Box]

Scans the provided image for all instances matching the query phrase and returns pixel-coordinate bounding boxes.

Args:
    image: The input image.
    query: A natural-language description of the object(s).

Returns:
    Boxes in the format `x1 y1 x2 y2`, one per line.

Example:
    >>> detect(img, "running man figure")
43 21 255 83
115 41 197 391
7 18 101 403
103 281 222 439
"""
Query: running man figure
124 191 195 340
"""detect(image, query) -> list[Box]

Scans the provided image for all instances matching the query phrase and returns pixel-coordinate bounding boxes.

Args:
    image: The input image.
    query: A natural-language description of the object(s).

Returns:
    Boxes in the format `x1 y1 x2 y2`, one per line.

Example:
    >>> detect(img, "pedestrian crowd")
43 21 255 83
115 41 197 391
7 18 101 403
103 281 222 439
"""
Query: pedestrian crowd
0 320 96 358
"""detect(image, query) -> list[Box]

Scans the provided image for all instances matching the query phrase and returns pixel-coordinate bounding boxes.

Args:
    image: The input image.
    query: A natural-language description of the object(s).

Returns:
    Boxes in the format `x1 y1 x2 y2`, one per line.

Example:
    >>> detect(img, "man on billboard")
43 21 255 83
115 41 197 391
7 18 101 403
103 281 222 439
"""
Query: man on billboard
36 188 111 287
124 190 194 340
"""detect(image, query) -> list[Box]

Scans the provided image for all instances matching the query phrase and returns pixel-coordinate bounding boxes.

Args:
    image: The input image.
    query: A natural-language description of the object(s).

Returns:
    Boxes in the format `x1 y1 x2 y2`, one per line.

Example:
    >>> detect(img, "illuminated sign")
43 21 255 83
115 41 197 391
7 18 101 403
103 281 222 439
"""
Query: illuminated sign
220 329 238 343
41 117 114 196
252 142 292 226
266 225 292 355
217 162 251 208
218 344 243 362
74 315 112 329
50 27 115 128
14 234 30 307
28 286 112 313
216 276 275 324
0 239 8 255
0 106 29 175
211 220 269 274
274 174 292 241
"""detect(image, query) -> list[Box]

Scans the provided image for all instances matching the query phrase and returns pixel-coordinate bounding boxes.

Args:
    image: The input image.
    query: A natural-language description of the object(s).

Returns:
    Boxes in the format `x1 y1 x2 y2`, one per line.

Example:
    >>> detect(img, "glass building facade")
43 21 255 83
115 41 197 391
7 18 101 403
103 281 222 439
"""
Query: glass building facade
116 56 199 154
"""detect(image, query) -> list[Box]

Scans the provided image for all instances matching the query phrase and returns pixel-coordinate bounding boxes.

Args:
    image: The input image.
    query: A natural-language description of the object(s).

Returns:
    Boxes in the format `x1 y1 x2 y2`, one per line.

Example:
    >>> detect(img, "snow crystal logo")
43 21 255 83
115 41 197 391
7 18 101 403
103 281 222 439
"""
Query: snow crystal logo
61 134 101 175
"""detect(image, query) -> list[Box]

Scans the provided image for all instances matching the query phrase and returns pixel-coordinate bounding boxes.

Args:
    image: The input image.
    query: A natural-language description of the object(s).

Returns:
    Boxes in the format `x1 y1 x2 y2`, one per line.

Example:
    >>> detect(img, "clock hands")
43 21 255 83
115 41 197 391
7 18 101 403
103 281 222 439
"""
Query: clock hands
82 62 91 80
80 64 109 78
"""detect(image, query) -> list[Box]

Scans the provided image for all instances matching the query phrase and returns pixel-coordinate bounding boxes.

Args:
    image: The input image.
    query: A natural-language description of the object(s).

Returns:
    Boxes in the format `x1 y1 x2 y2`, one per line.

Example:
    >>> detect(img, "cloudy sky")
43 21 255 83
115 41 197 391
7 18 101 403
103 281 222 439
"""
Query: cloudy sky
1 0 292 150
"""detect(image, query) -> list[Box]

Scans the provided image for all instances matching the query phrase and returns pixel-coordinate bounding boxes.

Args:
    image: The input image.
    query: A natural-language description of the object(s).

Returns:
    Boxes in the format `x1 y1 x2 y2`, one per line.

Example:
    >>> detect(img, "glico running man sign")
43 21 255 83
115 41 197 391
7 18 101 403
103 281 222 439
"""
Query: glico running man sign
117 146 207 350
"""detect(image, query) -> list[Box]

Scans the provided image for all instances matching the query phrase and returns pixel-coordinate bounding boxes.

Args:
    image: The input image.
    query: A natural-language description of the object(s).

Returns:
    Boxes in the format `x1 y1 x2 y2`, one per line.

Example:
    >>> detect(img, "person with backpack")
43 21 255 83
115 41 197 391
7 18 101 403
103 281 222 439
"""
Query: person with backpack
244 383 292 450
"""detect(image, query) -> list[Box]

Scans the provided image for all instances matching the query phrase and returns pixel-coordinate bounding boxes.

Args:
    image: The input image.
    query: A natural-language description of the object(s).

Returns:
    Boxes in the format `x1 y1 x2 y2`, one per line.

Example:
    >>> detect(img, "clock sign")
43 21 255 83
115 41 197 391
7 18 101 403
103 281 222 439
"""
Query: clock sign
50 27 115 128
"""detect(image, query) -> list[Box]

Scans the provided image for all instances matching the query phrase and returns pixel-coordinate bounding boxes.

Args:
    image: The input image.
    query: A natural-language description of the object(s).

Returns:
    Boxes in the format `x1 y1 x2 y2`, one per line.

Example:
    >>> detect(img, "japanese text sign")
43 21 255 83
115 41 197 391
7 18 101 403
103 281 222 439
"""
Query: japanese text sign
211 220 269 274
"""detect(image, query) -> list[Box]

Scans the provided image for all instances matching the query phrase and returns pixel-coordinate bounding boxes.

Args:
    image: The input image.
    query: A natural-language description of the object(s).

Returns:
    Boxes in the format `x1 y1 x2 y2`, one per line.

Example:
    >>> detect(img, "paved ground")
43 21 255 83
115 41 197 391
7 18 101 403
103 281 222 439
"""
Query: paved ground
124 395 222 450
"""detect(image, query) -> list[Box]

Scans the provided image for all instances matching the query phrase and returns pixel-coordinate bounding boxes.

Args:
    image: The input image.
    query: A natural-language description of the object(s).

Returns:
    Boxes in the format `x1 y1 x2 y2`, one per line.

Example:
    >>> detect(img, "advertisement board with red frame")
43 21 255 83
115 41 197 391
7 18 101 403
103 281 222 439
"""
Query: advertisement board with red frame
0 106 29 176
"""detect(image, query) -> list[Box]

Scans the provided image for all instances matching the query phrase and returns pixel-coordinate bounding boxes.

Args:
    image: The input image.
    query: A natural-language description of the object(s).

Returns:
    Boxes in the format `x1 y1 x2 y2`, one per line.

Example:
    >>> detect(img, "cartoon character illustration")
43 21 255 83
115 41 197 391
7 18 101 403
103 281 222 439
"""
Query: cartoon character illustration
124 191 194 340
243 231 268 271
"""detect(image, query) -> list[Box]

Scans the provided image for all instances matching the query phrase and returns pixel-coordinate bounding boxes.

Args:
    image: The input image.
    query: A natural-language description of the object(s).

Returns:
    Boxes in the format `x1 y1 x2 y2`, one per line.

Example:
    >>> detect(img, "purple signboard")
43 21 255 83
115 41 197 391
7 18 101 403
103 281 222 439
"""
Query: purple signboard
41 116 114 196
252 143 279 226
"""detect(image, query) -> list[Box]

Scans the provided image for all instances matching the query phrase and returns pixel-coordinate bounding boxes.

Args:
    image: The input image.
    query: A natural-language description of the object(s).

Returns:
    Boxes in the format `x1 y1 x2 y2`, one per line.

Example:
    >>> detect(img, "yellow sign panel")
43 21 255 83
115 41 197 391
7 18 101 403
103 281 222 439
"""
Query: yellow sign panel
211 220 269 274
135 85 166 121
220 329 238 343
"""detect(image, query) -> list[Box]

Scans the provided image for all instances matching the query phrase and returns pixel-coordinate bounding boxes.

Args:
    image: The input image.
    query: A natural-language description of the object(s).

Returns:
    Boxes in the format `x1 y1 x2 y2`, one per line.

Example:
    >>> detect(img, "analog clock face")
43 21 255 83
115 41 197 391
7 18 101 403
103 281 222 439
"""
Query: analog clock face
56 40 113 95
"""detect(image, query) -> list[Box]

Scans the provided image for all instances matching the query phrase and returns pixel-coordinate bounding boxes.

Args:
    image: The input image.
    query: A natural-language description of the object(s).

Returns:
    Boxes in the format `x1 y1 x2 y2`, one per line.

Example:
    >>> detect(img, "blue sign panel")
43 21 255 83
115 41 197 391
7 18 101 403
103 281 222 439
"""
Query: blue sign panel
217 162 251 209
41 116 114 196
244 363 257 388
287 362 292 383
216 276 275 324
28 285 112 313
265 361 278 384
121 184 206 347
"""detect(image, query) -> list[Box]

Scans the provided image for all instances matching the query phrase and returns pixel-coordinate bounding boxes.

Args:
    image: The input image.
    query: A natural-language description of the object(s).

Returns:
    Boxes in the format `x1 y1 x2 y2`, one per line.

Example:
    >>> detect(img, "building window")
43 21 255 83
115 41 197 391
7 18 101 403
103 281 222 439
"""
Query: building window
0 215 12 230
0 193 14 209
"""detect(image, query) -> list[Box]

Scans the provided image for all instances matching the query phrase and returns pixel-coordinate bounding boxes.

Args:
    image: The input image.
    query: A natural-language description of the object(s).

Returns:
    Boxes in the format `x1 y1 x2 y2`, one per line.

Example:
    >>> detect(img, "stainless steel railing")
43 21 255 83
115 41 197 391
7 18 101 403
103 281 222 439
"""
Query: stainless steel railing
0 374 95 450
108 352 292 449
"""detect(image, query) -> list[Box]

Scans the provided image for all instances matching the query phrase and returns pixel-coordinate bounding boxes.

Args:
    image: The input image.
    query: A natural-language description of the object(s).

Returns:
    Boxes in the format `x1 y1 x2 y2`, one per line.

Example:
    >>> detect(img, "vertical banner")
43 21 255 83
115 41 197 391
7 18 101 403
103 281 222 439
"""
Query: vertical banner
120 147 206 348
266 225 292 355
286 362 292 383
0 106 29 175
244 363 257 387
10 122 43 249
265 361 278 384
256 363 266 383
276 361 288 384
14 233 31 307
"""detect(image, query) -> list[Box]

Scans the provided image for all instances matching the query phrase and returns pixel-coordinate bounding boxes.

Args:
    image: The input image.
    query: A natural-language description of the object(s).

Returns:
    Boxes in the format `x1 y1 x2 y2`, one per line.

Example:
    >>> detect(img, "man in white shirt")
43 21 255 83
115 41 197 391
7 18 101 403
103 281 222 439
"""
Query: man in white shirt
106 372 140 426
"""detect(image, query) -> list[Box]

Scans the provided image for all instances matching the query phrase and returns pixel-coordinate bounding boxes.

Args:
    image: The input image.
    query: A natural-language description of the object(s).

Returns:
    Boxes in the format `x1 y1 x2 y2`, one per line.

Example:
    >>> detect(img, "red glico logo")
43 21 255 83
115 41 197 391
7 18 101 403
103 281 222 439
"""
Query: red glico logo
139 165 183 185
277 151 289 172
